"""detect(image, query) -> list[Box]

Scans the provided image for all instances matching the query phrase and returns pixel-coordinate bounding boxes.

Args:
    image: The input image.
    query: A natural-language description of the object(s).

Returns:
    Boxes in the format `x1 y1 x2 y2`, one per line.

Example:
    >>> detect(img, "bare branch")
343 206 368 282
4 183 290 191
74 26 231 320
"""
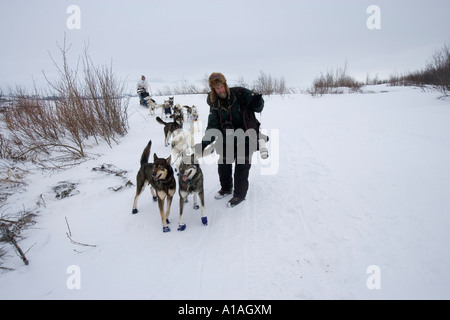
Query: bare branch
64 217 96 248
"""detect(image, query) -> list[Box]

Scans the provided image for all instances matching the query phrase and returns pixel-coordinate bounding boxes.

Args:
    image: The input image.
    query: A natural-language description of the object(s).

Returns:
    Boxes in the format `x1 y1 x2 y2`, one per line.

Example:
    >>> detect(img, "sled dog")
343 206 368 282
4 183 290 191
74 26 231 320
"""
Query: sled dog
170 127 195 171
171 103 184 119
183 105 197 117
188 105 200 133
177 154 207 231
156 115 183 147
145 97 157 115
132 141 176 233
162 97 174 118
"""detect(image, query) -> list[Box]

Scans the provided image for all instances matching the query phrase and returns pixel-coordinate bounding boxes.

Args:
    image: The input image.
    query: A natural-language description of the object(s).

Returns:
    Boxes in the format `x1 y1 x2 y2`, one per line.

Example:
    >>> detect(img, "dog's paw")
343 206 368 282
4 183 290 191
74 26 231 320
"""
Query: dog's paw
132 208 138 214
163 226 170 233
201 217 208 226
177 224 186 231
193 203 200 210
166 219 170 224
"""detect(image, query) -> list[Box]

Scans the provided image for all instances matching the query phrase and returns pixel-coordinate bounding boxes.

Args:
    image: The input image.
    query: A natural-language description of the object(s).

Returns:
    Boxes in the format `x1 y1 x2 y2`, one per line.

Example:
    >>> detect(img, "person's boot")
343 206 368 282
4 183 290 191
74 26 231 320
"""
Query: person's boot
215 189 232 200
227 196 245 208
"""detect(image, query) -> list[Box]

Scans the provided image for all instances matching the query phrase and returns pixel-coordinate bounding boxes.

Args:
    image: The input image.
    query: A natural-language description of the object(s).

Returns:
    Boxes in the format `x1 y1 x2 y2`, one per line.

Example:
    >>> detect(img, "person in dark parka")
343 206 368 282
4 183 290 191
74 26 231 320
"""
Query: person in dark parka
196 72 265 208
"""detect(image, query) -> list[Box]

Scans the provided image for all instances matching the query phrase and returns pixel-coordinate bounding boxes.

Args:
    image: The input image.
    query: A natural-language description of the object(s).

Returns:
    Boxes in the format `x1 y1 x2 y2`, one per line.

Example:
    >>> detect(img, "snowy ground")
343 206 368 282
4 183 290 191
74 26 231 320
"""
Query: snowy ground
1 85 449 299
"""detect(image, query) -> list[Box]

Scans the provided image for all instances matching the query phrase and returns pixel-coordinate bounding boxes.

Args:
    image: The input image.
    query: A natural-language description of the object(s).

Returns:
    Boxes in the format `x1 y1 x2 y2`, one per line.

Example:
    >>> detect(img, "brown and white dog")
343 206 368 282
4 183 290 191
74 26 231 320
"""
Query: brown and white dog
132 141 176 233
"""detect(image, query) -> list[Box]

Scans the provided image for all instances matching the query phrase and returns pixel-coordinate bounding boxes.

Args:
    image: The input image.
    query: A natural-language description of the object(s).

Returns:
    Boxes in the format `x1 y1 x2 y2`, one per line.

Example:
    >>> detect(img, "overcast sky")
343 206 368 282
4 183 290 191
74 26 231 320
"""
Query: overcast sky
1 0 449 93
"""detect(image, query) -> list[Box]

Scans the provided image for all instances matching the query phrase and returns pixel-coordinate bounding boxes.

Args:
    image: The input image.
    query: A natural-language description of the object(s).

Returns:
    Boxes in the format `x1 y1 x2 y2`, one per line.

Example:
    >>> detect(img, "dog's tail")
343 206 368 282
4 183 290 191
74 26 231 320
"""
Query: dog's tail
140 141 152 166
156 117 167 125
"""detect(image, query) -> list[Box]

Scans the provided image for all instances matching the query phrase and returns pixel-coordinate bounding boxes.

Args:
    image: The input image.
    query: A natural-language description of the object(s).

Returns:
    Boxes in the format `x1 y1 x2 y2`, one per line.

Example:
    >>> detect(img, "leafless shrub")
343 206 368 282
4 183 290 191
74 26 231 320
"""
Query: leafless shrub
2 89 89 162
429 43 450 95
0 88 6 111
201 74 211 94
251 71 294 96
154 72 294 96
252 71 274 95
0 134 14 160
1 37 129 166
155 85 174 96
365 73 386 85
0 207 37 267
155 79 206 96
173 79 201 95
80 53 129 146
307 62 363 97
0 246 5 268
235 75 249 88
0 161 29 206
2 91 74 161
388 42 450 96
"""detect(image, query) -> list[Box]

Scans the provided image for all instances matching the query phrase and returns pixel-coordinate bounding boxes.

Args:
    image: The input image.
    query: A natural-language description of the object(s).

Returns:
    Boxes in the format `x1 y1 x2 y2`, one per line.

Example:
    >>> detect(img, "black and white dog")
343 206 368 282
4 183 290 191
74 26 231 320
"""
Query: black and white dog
156 115 184 147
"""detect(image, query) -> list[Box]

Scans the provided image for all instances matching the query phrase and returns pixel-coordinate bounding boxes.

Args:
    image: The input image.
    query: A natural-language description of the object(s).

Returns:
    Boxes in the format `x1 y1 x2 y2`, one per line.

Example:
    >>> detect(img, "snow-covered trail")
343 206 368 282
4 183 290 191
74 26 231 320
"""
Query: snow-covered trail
269 89 450 299
1 86 449 299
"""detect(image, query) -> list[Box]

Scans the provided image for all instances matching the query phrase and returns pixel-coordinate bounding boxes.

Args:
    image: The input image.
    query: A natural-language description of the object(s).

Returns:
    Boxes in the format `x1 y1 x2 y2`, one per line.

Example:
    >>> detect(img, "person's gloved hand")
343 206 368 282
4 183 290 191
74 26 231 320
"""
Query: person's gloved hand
249 93 264 111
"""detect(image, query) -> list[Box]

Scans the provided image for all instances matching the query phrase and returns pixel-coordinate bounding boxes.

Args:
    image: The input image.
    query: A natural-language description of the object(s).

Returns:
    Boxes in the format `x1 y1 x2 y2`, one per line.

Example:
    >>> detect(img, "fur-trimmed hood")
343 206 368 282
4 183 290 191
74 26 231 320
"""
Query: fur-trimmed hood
208 72 231 101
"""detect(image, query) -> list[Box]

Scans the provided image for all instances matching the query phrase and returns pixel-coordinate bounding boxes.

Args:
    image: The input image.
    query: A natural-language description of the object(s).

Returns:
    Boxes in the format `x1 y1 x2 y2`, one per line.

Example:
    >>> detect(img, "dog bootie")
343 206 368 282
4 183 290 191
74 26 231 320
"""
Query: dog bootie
201 217 208 226
177 224 186 231
163 226 170 233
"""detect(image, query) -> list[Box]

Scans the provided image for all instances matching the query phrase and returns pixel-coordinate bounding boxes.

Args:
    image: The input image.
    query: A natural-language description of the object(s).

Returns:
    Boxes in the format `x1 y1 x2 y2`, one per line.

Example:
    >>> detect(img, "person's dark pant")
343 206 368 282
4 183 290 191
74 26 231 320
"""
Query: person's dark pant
217 143 253 199
139 91 149 107
218 163 251 198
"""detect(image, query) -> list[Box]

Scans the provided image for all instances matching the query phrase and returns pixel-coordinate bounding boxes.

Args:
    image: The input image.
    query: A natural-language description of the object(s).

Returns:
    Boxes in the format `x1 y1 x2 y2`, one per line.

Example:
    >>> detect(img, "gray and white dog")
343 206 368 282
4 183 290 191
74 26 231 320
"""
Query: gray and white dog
177 154 207 231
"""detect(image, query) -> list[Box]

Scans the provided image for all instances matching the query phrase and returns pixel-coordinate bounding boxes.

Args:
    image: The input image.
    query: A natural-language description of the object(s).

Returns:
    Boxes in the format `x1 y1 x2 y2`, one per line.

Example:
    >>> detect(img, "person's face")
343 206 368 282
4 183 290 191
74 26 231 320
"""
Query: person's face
142 76 145 81
214 84 227 99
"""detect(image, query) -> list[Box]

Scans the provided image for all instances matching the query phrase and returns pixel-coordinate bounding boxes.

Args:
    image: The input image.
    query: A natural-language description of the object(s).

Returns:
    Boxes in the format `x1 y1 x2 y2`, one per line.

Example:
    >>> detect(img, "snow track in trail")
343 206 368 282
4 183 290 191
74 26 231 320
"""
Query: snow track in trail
196 198 250 299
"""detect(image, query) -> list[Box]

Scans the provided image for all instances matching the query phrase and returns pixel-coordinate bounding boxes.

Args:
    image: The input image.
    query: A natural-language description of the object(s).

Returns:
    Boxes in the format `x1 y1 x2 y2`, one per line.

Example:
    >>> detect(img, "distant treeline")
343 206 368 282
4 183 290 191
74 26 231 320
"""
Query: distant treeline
154 71 296 96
